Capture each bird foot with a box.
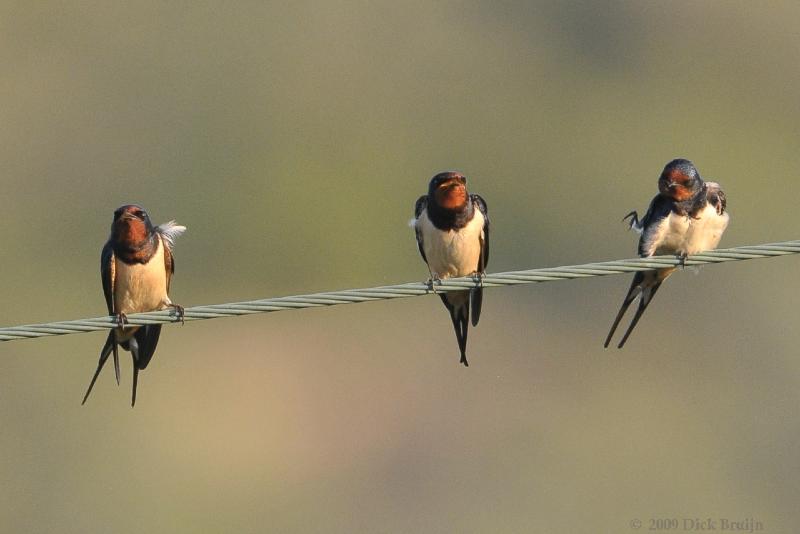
[677,253,688,268]
[115,312,128,327]
[622,210,640,230]
[167,303,185,325]
[426,274,442,294]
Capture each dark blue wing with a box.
[470,194,489,326]
[637,194,672,257]
[414,195,428,264]
[100,241,115,315]
[471,194,489,272]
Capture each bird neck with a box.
[113,233,159,264]
[671,182,707,218]
[426,195,473,231]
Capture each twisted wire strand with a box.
[2,240,798,342]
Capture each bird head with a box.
[110,204,154,245]
[658,159,702,201]
[428,172,468,210]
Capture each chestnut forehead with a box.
[664,168,692,183]
[115,204,144,214]
[433,172,465,183]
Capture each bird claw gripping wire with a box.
[167,304,185,325]
[470,271,485,287]
[426,273,442,294]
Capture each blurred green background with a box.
[2,1,799,532]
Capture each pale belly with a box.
[654,204,730,256]
[418,209,485,278]
[114,237,170,316]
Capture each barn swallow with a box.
[413,172,490,366]
[604,158,729,348]
[82,204,186,406]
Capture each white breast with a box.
[417,208,485,278]
[114,235,171,315]
[652,204,729,256]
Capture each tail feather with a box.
[604,268,673,349]
[616,281,664,348]
[82,325,162,406]
[82,331,115,405]
[133,324,162,370]
[604,273,643,348]
[441,292,470,366]
[470,287,483,327]
[129,337,141,407]
[132,366,139,407]
[113,338,120,385]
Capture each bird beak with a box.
[438,178,461,190]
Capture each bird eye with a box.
[135,210,145,219]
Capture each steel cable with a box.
[2,240,798,342]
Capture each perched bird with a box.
[83,204,186,406]
[413,172,490,366]
[604,159,729,348]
